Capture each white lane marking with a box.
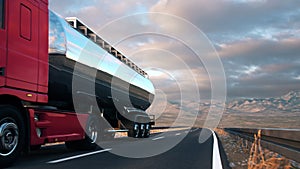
[152,136,165,141]
[47,148,112,164]
[175,133,181,136]
[209,129,223,169]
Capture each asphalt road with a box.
[9,128,230,169]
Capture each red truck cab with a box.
[0,1,91,167]
[0,0,48,103]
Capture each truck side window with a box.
[0,0,4,29]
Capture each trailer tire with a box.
[0,105,25,167]
[128,123,140,138]
[144,123,151,138]
[138,123,151,138]
[139,123,146,138]
[66,114,100,150]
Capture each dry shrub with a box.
[248,130,292,169]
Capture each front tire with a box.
[0,105,25,167]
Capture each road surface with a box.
[9,128,230,169]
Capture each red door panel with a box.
[0,0,6,87]
[6,0,39,92]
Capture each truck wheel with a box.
[66,114,100,150]
[139,124,146,138]
[128,123,140,138]
[144,123,151,138]
[0,105,25,167]
[139,123,151,138]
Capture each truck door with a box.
[0,0,6,87]
[6,0,39,92]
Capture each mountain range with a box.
[227,91,300,113]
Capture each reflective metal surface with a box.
[49,11,66,54]
[49,11,154,95]
[0,122,19,156]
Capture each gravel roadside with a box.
[215,129,300,169]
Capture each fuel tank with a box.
[48,11,154,111]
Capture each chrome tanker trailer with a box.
[48,11,155,138]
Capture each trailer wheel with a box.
[66,114,100,150]
[144,123,151,138]
[139,123,151,138]
[139,124,146,138]
[128,123,140,138]
[0,105,25,167]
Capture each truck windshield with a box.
[0,0,4,29]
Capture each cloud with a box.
[150,0,300,42]
[49,0,300,100]
[50,0,158,30]
[219,38,300,60]
[219,37,300,97]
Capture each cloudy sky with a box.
[50,0,300,101]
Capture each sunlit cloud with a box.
[50,0,300,99]
[243,65,260,75]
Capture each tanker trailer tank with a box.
[48,11,155,112]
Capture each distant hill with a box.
[151,91,300,128]
[227,91,300,113]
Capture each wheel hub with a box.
[0,123,19,156]
[87,121,98,143]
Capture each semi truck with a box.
[0,0,155,166]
